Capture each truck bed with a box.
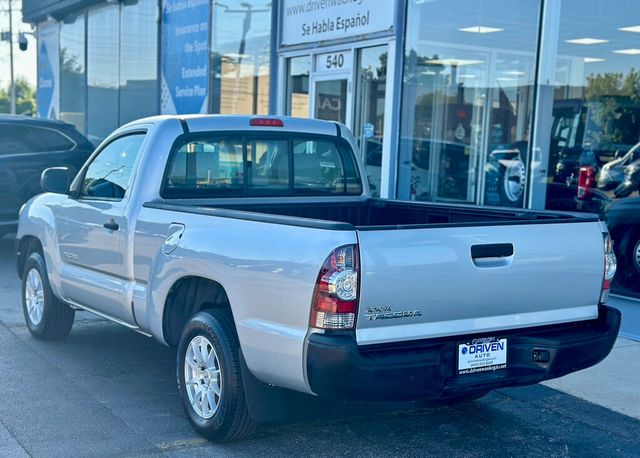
[151,198,597,230]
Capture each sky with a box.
[0,0,37,90]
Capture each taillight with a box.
[577,166,595,200]
[249,118,284,127]
[601,233,617,303]
[310,245,359,330]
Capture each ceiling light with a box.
[420,70,436,76]
[459,74,476,79]
[584,57,605,63]
[613,48,640,55]
[426,58,484,67]
[503,70,525,76]
[565,38,609,45]
[496,77,516,82]
[459,26,503,34]
[619,25,640,33]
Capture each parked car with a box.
[0,115,93,237]
[16,115,620,442]
[597,142,640,190]
[613,157,640,198]
[603,197,640,295]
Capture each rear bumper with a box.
[306,305,621,401]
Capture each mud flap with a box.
[239,351,292,422]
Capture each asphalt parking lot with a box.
[1,237,639,458]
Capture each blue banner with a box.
[161,0,210,114]
[37,22,59,119]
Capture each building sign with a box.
[161,0,210,114]
[314,50,352,74]
[37,22,59,119]
[281,0,395,46]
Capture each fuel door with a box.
[162,223,186,255]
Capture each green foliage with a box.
[0,78,36,116]
[584,70,640,147]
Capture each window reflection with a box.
[120,0,158,125]
[399,0,540,207]
[286,56,310,117]
[530,0,640,297]
[60,13,85,133]
[87,4,119,144]
[210,1,271,115]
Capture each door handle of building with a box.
[103,219,119,231]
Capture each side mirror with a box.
[41,167,70,194]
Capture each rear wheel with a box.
[615,226,640,293]
[22,251,75,340]
[177,309,256,442]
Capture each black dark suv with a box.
[0,115,94,237]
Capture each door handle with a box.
[471,243,514,268]
[103,219,119,231]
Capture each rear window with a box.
[162,134,362,197]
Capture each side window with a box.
[0,125,30,155]
[80,134,145,200]
[0,125,75,154]
[28,126,76,152]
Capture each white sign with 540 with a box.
[281,0,396,46]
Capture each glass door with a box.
[312,78,349,123]
[354,45,388,197]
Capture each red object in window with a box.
[577,166,595,200]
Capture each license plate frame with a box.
[457,337,508,375]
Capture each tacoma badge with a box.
[364,306,422,321]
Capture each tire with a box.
[22,251,75,340]
[614,227,640,294]
[499,161,526,207]
[177,309,256,442]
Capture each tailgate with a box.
[356,222,604,345]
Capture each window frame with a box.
[160,131,363,199]
[72,130,147,202]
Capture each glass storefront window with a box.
[210,1,271,115]
[285,56,310,117]
[87,3,119,144]
[59,13,85,134]
[530,0,640,296]
[119,0,158,125]
[354,46,388,197]
[399,0,541,207]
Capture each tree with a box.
[0,78,36,116]
[584,70,640,147]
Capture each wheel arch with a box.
[161,275,233,348]
[16,235,43,277]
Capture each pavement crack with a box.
[0,415,33,458]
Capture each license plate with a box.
[457,337,507,374]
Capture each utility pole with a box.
[8,0,15,114]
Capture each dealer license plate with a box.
[457,337,507,374]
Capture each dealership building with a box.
[21,0,640,309]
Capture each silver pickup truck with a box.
[16,115,620,442]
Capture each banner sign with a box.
[161,0,210,114]
[37,22,59,119]
[281,0,395,46]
